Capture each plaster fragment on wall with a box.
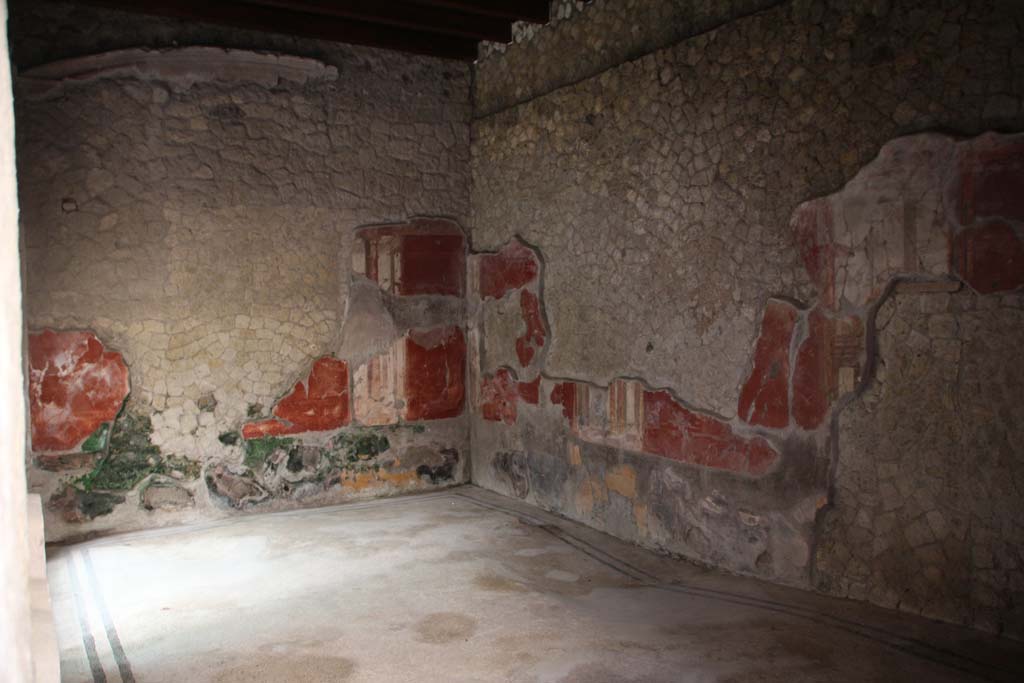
[28,329,130,453]
[242,357,350,438]
[357,218,466,297]
[737,299,798,429]
[404,326,466,421]
[478,240,539,300]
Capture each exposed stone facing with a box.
[28,329,129,453]
[472,1,1024,419]
[815,291,1024,639]
[475,0,784,116]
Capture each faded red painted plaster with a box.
[404,326,466,421]
[958,137,1024,226]
[518,376,541,405]
[399,233,465,296]
[358,219,465,296]
[738,300,798,428]
[792,199,838,309]
[479,241,539,300]
[953,221,1024,294]
[792,310,834,430]
[480,370,540,424]
[642,390,777,476]
[481,369,518,424]
[242,357,350,438]
[515,290,545,367]
[28,329,130,453]
[550,381,577,424]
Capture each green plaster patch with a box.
[332,431,390,463]
[70,407,200,493]
[77,490,125,519]
[81,423,110,453]
[243,436,295,469]
[73,451,157,492]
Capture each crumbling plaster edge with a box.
[17,46,339,99]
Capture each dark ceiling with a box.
[73,0,552,61]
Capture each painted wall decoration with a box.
[469,132,1024,635]
[29,329,130,454]
[30,219,471,534]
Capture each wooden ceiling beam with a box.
[238,0,512,43]
[75,0,481,60]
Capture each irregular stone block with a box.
[28,329,130,453]
[206,465,269,508]
[404,326,466,421]
[242,357,350,438]
[953,221,1024,294]
[141,481,194,511]
[738,299,798,428]
[478,240,539,300]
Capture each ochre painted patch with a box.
[605,464,637,499]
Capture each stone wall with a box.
[475,0,783,116]
[470,0,1024,636]
[12,1,473,541]
[816,288,1024,638]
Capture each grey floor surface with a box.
[47,485,1024,682]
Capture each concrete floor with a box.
[48,486,1024,682]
